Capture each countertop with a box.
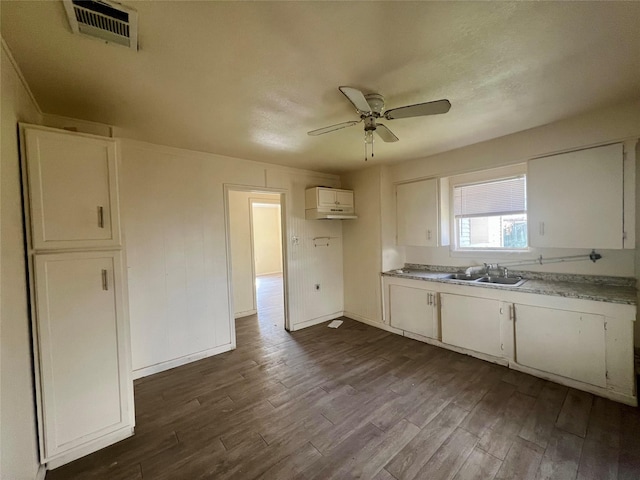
[382,268,637,305]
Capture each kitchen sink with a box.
[475,276,527,287]
[442,273,485,281]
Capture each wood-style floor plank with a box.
[535,428,583,480]
[556,389,594,438]
[495,438,544,480]
[45,274,640,480]
[453,447,502,480]
[519,382,569,449]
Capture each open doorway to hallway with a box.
[227,189,287,339]
[251,199,284,330]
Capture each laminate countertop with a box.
[382,268,637,306]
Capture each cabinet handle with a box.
[98,206,105,229]
[101,269,108,291]
[539,221,545,236]
[427,229,432,240]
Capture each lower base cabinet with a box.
[440,293,503,358]
[514,304,607,387]
[389,284,438,338]
[382,274,636,405]
[34,251,134,465]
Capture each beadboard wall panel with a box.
[121,141,343,375]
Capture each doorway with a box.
[251,199,284,329]
[226,187,288,340]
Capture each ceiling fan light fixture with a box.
[364,129,374,145]
[364,129,374,160]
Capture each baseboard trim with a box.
[343,311,402,335]
[36,464,47,480]
[510,362,638,407]
[234,309,257,319]
[132,343,234,379]
[290,311,343,331]
[46,427,133,470]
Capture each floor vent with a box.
[63,0,138,51]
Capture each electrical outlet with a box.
[315,284,320,291]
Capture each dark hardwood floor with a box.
[47,275,640,479]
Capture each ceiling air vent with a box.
[63,0,138,51]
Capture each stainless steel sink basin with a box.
[475,276,526,287]
[442,273,485,281]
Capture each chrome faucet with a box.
[493,264,508,278]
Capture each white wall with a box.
[229,191,280,317]
[121,140,344,377]
[266,170,344,328]
[1,42,43,480]
[343,101,640,338]
[252,202,282,276]
[341,166,383,325]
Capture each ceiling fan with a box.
[308,86,451,160]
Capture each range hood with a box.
[305,187,358,220]
[305,210,358,220]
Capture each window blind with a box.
[454,176,526,218]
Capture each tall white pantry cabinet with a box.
[20,124,135,469]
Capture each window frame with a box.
[449,164,529,253]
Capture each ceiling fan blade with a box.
[307,120,360,136]
[384,99,451,120]
[375,123,399,143]
[338,86,372,114]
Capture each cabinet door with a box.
[34,251,132,460]
[25,127,121,249]
[335,190,354,208]
[389,284,436,338]
[528,143,623,249]
[396,179,438,247]
[317,188,336,207]
[440,293,502,357]
[514,304,606,387]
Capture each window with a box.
[453,175,527,250]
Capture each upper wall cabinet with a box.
[23,125,121,250]
[528,143,624,249]
[396,178,441,247]
[305,187,356,219]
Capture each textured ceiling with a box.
[2,1,639,173]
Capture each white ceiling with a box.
[2,1,639,174]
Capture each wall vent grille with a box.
[63,0,138,51]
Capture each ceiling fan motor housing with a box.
[364,93,385,116]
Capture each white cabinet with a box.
[389,284,438,339]
[20,124,134,468]
[440,293,503,358]
[305,187,356,219]
[316,187,353,208]
[528,143,624,249]
[24,126,121,250]
[514,304,606,387]
[396,178,439,247]
[34,251,134,461]
[307,187,354,209]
